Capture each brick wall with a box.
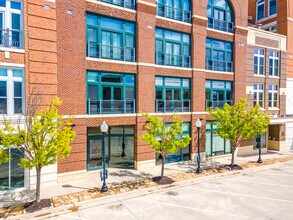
[56,0,248,173]
[25,0,58,107]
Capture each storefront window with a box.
[156,122,190,165]
[87,126,134,170]
[206,121,231,157]
[0,148,24,191]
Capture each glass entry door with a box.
[87,136,103,170]
[102,86,122,113]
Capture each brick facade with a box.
[55,0,248,174]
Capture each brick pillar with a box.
[135,0,157,169]
[234,27,248,102]
[25,0,58,107]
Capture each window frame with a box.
[155,28,191,68]
[268,84,278,108]
[207,0,234,33]
[0,0,23,48]
[254,48,265,76]
[86,71,136,114]
[156,0,191,23]
[206,38,233,72]
[0,67,24,115]
[253,83,264,108]
[256,0,265,21]
[86,13,136,62]
[268,0,277,17]
[269,50,279,77]
[205,80,233,109]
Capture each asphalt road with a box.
[13,161,293,220]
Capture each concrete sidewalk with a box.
[1,150,292,208]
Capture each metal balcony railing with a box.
[155,99,191,113]
[156,51,191,68]
[99,0,135,9]
[157,3,191,23]
[87,42,136,62]
[206,59,233,72]
[0,29,22,48]
[206,100,233,109]
[207,17,234,33]
[88,99,136,114]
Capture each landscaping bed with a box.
[1,156,293,218]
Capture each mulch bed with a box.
[2,156,293,217]
[24,199,52,213]
[152,176,175,185]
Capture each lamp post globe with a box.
[196,118,202,173]
[100,121,108,193]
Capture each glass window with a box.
[206,121,231,157]
[86,14,135,62]
[206,38,233,72]
[268,84,278,108]
[157,0,191,23]
[207,0,234,33]
[155,77,190,112]
[253,84,264,108]
[0,0,23,48]
[87,72,136,114]
[0,68,23,115]
[205,80,233,109]
[269,0,277,16]
[254,48,265,75]
[269,51,279,77]
[0,148,24,191]
[155,28,191,68]
[100,0,135,10]
[257,0,265,20]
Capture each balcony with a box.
[0,29,22,49]
[157,3,191,23]
[206,100,233,109]
[156,52,191,68]
[87,42,136,62]
[206,59,233,72]
[207,17,234,33]
[98,0,135,9]
[88,99,136,114]
[155,99,191,113]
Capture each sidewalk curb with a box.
[9,159,293,220]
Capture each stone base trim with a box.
[135,159,156,170]
[268,140,287,151]
[57,170,87,184]
[191,153,206,162]
[237,145,268,157]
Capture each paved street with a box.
[11,160,293,220]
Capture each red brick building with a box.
[1,0,289,190]
[54,0,249,182]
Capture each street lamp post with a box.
[196,118,202,173]
[100,121,109,193]
[256,134,263,163]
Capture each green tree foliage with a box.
[208,98,270,168]
[0,98,76,202]
[140,114,191,177]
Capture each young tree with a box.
[208,98,270,168]
[0,98,76,202]
[140,114,191,178]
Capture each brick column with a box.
[135,0,157,169]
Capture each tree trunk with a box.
[231,145,236,169]
[161,156,165,178]
[36,167,42,203]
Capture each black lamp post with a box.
[100,121,109,193]
[256,134,263,163]
[196,118,202,173]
